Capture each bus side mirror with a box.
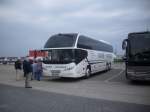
[122,56,127,61]
[122,39,127,50]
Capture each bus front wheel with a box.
[85,67,91,79]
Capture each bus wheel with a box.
[108,63,111,70]
[106,63,109,71]
[85,68,91,79]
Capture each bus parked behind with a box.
[122,31,150,81]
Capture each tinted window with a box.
[96,41,113,52]
[44,34,77,48]
[42,49,87,64]
[77,35,113,52]
[77,36,92,49]
[43,49,74,64]
[129,33,150,55]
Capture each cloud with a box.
[0,0,150,56]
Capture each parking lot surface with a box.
[1,84,150,112]
[0,63,150,106]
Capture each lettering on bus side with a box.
[106,54,112,59]
[98,53,104,59]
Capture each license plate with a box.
[51,70,60,76]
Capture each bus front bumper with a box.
[43,70,84,78]
[127,72,150,81]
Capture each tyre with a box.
[108,63,111,70]
[106,63,109,71]
[84,67,91,79]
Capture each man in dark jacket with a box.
[23,58,32,88]
[23,60,27,77]
[14,59,22,80]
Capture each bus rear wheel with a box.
[106,63,111,71]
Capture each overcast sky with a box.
[0,0,150,57]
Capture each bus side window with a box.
[75,50,87,64]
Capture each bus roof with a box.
[128,31,150,36]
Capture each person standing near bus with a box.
[32,60,38,80]
[23,59,27,77]
[23,58,32,88]
[37,59,42,81]
[14,59,22,81]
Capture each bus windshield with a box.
[43,49,88,64]
[43,49,74,64]
[129,33,150,61]
[44,34,77,48]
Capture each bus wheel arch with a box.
[84,65,91,79]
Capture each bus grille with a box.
[128,66,150,76]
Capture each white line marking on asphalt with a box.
[104,70,124,83]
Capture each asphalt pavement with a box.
[0,84,150,112]
[0,63,150,112]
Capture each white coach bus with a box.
[42,33,114,78]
